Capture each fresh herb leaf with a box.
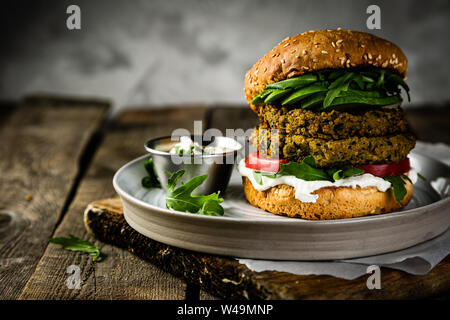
[253,171,263,185]
[199,199,225,216]
[264,89,291,103]
[326,166,364,181]
[384,175,407,202]
[278,156,329,181]
[281,82,328,106]
[49,234,101,261]
[265,74,318,90]
[252,171,278,185]
[251,89,274,105]
[401,173,412,184]
[300,92,327,109]
[165,170,224,215]
[417,173,427,181]
[142,158,161,188]
[253,68,410,110]
[328,95,401,107]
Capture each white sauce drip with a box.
[238,159,418,203]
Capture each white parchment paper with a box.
[238,141,450,280]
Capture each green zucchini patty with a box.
[251,125,416,168]
[258,105,410,140]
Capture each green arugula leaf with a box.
[251,89,274,105]
[383,175,407,202]
[142,158,161,188]
[278,156,329,181]
[327,166,364,181]
[385,73,410,102]
[265,74,318,90]
[199,199,225,216]
[165,170,224,215]
[326,95,401,108]
[251,68,410,110]
[252,171,278,185]
[300,92,327,109]
[417,172,427,181]
[49,234,101,261]
[281,82,328,106]
[264,89,291,103]
[253,171,263,185]
[323,81,350,107]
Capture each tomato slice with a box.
[245,152,288,173]
[355,158,411,178]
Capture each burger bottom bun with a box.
[242,177,413,220]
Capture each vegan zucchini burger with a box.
[239,29,418,220]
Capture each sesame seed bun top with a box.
[244,29,408,112]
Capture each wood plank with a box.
[82,198,450,299]
[0,96,109,299]
[207,106,257,134]
[19,106,208,300]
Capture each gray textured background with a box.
[1,0,449,111]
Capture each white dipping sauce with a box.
[238,159,417,203]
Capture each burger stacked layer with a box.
[239,29,417,220]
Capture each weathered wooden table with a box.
[1,95,449,300]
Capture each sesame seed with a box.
[392,53,396,58]
[283,43,290,47]
[336,39,343,45]
[377,54,382,60]
[332,42,336,48]
[368,53,372,59]
[336,49,340,52]
[264,67,267,72]
[296,55,301,59]
[302,49,307,55]
[281,59,285,64]
[271,53,276,57]
[363,54,368,60]
[282,36,290,41]
[337,27,342,30]
[302,66,310,70]
[321,50,328,54]
[291,49,296,53]
[361,44,365,48]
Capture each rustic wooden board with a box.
[0,96,109,299]
[19,106,209,300]
[83,198,450,299]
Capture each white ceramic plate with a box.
[113,152,450,260]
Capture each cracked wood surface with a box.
[19,106,209,299]
[0,96,109,299]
